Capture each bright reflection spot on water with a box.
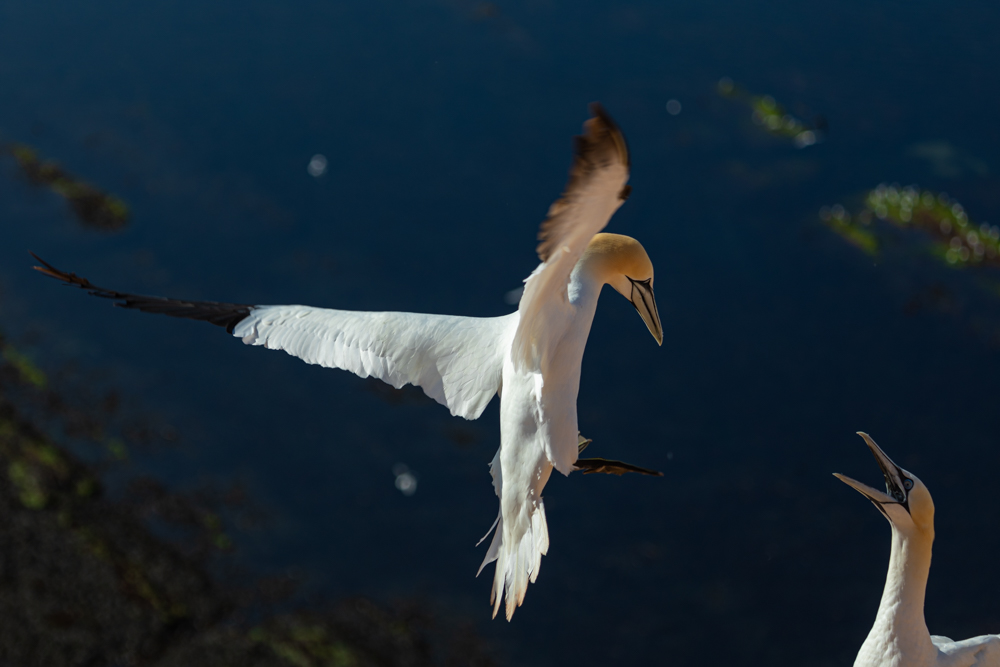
[666,99,682,115]
[307,154,328,177]
[794,130,816,148]
[393,463,418,496]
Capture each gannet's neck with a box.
[859,524,936,665]
[568,257,606,311]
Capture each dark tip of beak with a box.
[854,431,911,513]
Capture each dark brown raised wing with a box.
[31,253,253,334]
[535,102,631,263]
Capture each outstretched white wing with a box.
[234,306,512,419]
[511,103,631,371]
[30,255,511,421]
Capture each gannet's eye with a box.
[903,479,913,490]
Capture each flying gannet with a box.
[32,104,663,620]
[835,432,1000,666]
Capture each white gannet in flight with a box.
[32,103,663,620]
[835,432,1000,666]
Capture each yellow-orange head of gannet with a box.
[581,232,663,345]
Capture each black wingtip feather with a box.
[30,254,256,334]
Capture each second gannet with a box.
[835,432,1000,666]
[33,104,664,620]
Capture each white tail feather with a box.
[477,512,502,575]
[476,513,500,549]
[481,498,549,621]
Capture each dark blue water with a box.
[2,1,1000,664]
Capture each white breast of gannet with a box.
[32,103,664,621]
[835,432,1000,666]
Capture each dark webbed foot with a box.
[574,433,663,477]
[574,457,663,477]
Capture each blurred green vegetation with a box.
[717,77,825,148]
[821,205,879,256]
[0,342,46,389]
[5,143,130,231]
[0,333,498,667]
[822,185,1000,269]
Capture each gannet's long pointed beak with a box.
[628,277,663,346]
[833,473,896,505]
[834,431,910,514]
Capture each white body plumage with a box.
[232,222,658,621]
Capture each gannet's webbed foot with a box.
[574,433,662,477]
[575,457,663,477]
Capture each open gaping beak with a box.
[834,431,910,516]
[628,277,663,346]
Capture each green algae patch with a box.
[867,185,999,267]
[822,185,1000,269]
[251,623,359,667]
[5,439,71,509]
[8,459,48,509]
[202,511,234,551]
[717,77,825,147]
[104,436,128,461]
[8,143,130,231]
[822,207,879,256]
[75,476,98,498]
[1,344,47,388]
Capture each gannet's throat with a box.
[873,521,935,656]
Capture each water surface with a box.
[2,1,999,664]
